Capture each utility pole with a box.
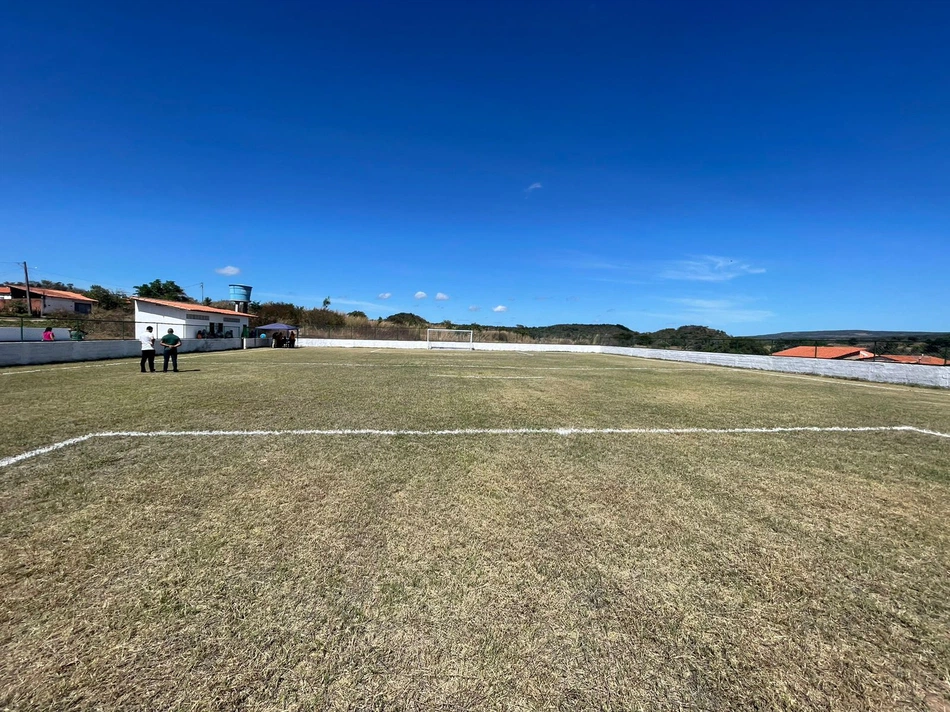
[200,282,204,302]
[22,261,33,316]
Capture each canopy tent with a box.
[256,323,298,331]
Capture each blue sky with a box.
[2,1,947,334]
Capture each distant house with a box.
[877,354,948,366]
[1,285,98,315]
[772,346,876,361]
[132,297,252,339]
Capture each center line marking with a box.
[2,425,947,468]
[432,375,546,379]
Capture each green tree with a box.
[386,312,428,327]
[133,279,194,302]
[86,284,127,311]
[322,296,332,309]
[35,279,77,291]
[302,307,345,328]
[255,302,302,325]
[348,311,368,319]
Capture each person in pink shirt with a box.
[42,327,55,341]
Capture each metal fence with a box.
[0,315,235,342]
[0,314,134,341]
[3,315,947,365]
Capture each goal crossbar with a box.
[426,328,474,350]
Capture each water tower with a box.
[229,284,253,313]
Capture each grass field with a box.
[2,347,949,711]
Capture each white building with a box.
[132,297,252,339]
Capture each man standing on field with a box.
[161,328,182,373]
[140,326,156,373]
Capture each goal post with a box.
[426,328,475,350]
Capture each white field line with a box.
[0,434,97,466]
[1,361,128,376]
[2,426,947,469]
[207,362,652,371]
[433,375,546,379]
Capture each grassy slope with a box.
[1,349,949,710]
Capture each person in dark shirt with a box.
[160,328,182,372]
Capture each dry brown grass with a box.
[1,348,949,710]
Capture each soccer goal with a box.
[426,328,475,350]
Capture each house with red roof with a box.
[132,297,253,339]
[1,284,98,315]
[772,346,876,360]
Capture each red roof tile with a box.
[132,296,254,318]
[4,285,97,302]
[772,346,876,360]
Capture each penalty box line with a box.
[2,426,948,469]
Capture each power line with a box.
[15,267,133,294]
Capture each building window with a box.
[74,303,92,314]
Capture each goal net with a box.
[426,328,474,350]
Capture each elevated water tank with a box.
[229,284,253,302]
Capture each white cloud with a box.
[468,306,481,312]
[414,291,427,299]
[525,182,542,193]
[661,256,765,282]
[378,292,392,300]
[492,305,508,313]
[215,265,240,276]
[435,292,449,301]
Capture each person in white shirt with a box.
[140,326,156,373]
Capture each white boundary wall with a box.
[297,338,950,389]
[0,338,246,367]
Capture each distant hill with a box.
[749,330,950,341]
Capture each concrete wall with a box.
[298,338,429,351]
[296,338,598,353]
[597,347,950,388]
[296,338,950,388]
[0,338,243,367]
